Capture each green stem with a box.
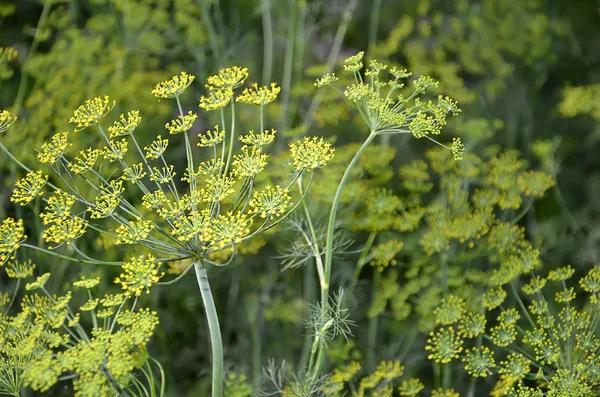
[223,100,236,175]
[20,243,122,266]
[194,261,223,397]
[13,0,52,113]
[260,0,273,85]
[366,270,381,370]
[351,231,377,288]
[278,0,298,134]
[312,130,377,377]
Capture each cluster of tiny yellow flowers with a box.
[108,109,141,138]
[249,185,292,218]
[289,137,335,172]
[36,131,71,164]
[0,109,17,132]
[165,111,198,134]
[69,96,115,131]
[0,218,26,265]
[152,71,195,98]
[114,255,164,296]
[11,170,48,205]
[236,82,281,106]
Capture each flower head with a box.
[145,135,169,159]
[236,82,280,106]
[0,109,17,133]
[37,132,71,164]
[165,111,197,134]
[108,110,141,138]
[68,148,101,174]
[114,255,164,296]
[39,190,76,225]
[5,259,36,279]
[152,72,195,98]
[11,170,48,206]
[208,212,252,250]
[198,125,225,147]
[0,218,26,265]
[425,327,464,364]
[199,88,233,111]
[289,137,335,172]
[249,185,292,218]
[69,96,115,131]
[206,66,248,89]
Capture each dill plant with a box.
[0,67,334,396]
[263,51,465,394]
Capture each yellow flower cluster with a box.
[249,185,292,218]
[89,180,124,219]
[37,132,71,164]
[289,136,335,171]
[206,66,248,89]
[238,129,277,148]
[69,96,114,131]
[11,170,48,206]
[0,109,17,133]
[199,87,233,111]
[39,190,75,225]
[152,71,195,99]
[42,216,87,248]
[198,125,225,147]
[236,82,280,106]
[108,110,141,138]
[165,111,198,134]
[101,138,128,162]
[0,218,26,265]
[116,217,155,244]
[114,255,164,296]
[5,259,36,279]
[144,135,169,159]
[231,146,268,178]
[207,212,252,250]
[122,163,147,184]
[67,148,100,174]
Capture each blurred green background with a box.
[1,0,599,395]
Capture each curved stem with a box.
[312,130,377,377]
[20,243,123,266]
[194,261,223,397]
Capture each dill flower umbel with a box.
[0,218,26,265]
[108,110,141,138]
[249,185,292,218]
[0,109,17,132]
[152,71,195,98]
[165,111,198,134]
[114,255,164,297]
[289,137,335,171]
[236,82,281,106]
[69,96,115,131]
[11,170,48,205]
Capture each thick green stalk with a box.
[194,261,224,397]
